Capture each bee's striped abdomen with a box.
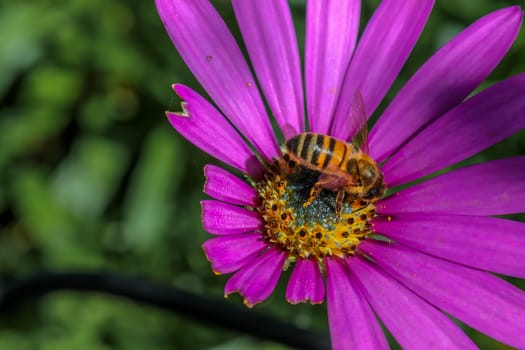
[285,133,350,170]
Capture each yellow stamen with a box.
[256,162,378,265]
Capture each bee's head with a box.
[363,188,378,199]
[357,160,377,186]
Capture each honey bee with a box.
[282,92,385,212]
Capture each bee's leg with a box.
[335,190,345,215]
[304,183,322,208]
[304,173,343,208]
[275,156,291,177]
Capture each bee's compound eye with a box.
[345,159,358,175]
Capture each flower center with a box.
[257,160,379,265]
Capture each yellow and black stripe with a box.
[285,133,351,170]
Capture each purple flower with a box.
[156,0,525,349]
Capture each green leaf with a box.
[122,125,185,250]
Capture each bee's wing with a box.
[349,90,369,154]
[318,172,360,190]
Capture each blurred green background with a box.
[0,0,524,349]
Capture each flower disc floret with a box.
[257,161,377,264]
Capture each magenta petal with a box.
[325,258,388,350]
[330,0,434,140]
[305,0,360,135]
[232,0,304,138]
[156,0,279,160]
[285,258,325,304]
[361,241,525,349]
[202,233,265,275]
[224,248,286,307]
[370,6,523,162]
[383,73,525,186]
[373,214,525,278]
[350,257,477,350]
[378,157,525,216]
[167,85,264,178]
[201,200,261,235]
[204,165,257,206]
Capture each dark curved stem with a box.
[0,272,330,350]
